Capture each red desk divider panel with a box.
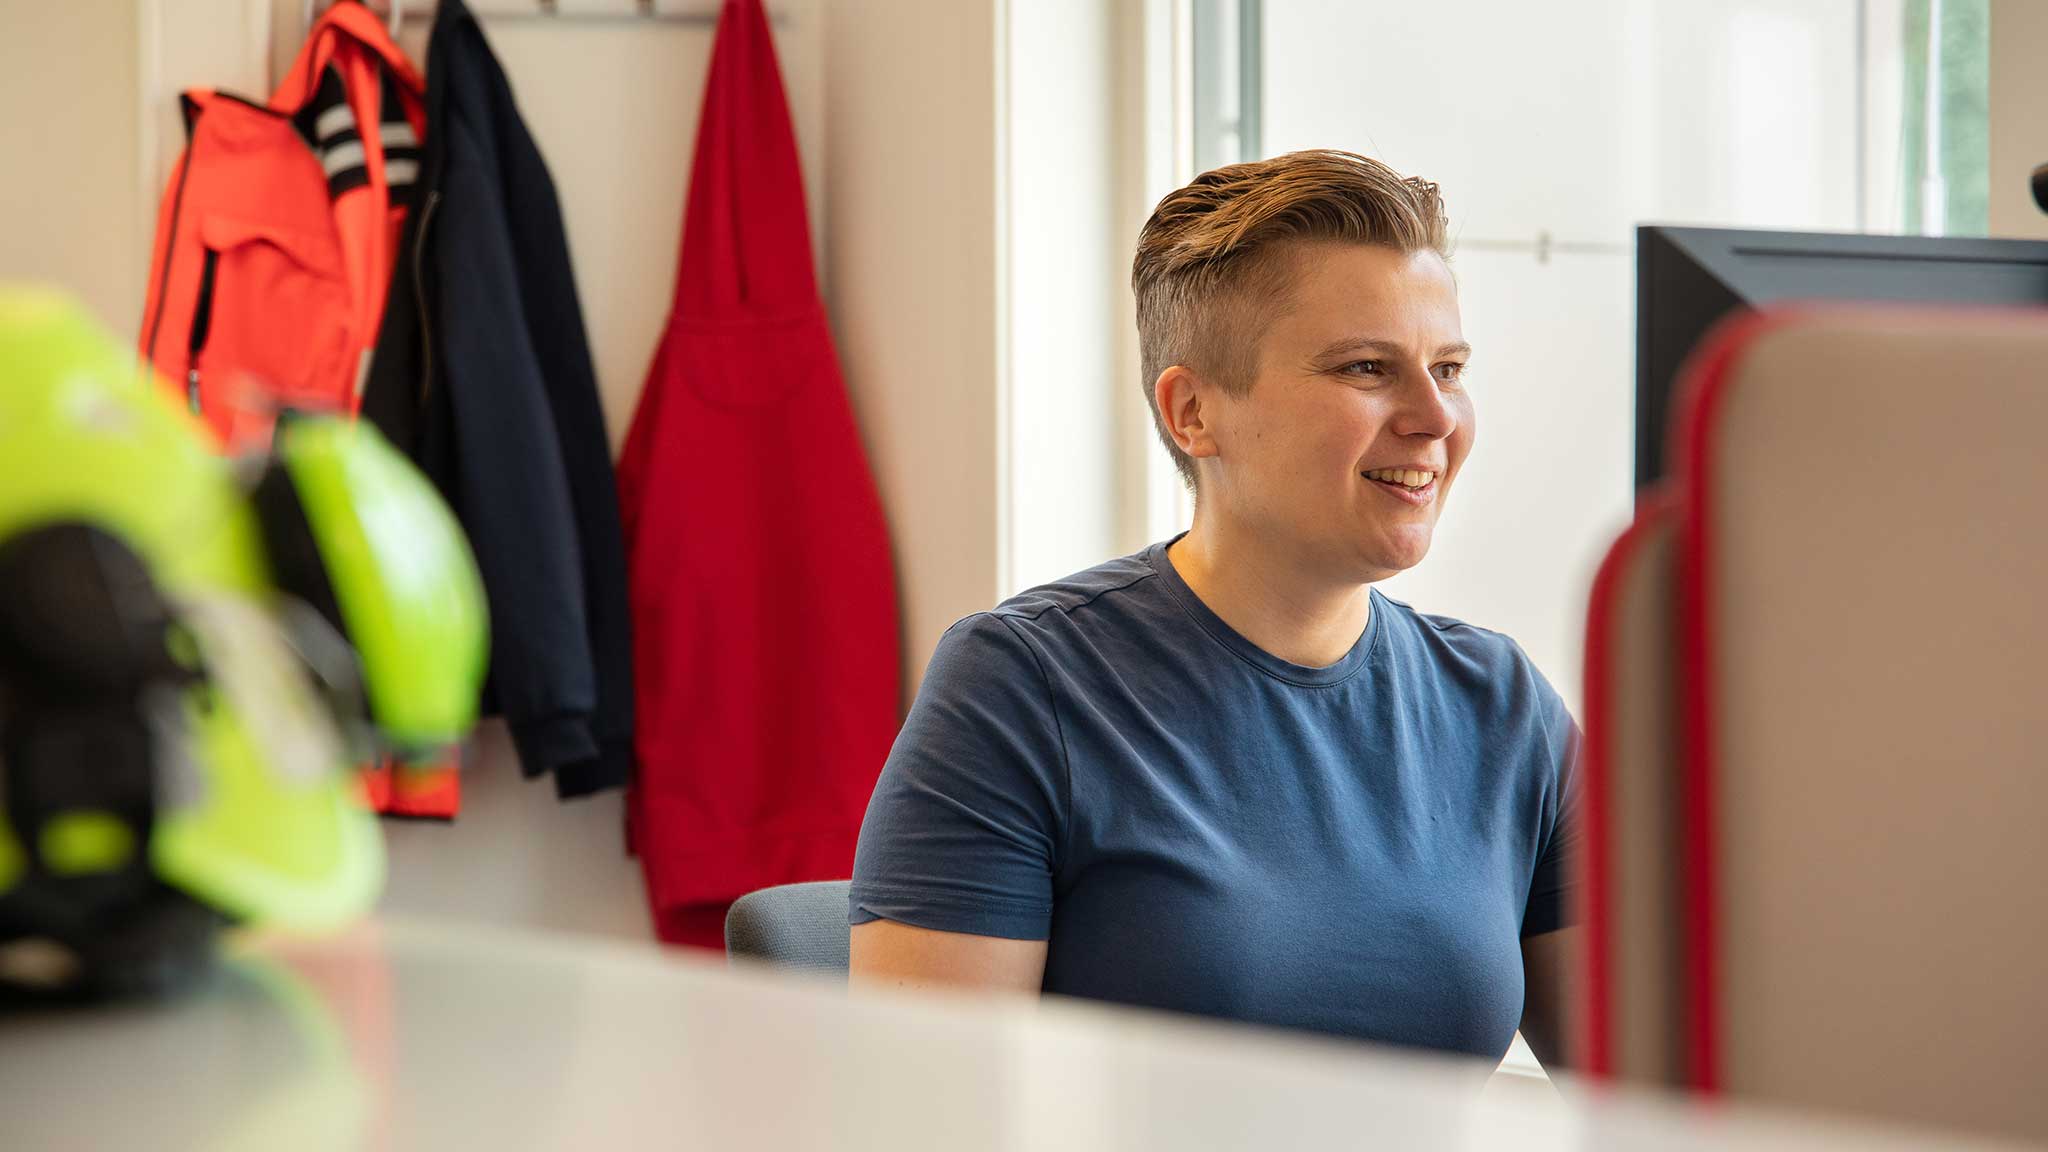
[1673,306,2048,1143]
[1580,494,1687,1085]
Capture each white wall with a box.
[1262,0,1865,712]
[382,722,649,937]
[823,0,1004,694]
[2,0,272,337]
[0,4,144,334]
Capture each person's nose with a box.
[1390,369,1458,442]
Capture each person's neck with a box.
[1166,516,1374,670]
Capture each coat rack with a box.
[309,1,756,27]
[307,0,404,35]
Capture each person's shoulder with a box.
[983,549,1164,634]
[1373,592,1554,695]
[925,550,1164,698]
[931,549,1163,654]
[1374,595,1574,785]
[1375,591,1519,654]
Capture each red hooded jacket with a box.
[618,0,902,948]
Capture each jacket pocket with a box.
[193,215,357,447]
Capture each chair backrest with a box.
[724,880,852,975]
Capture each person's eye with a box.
[1433,361,1467,384]
[1340,360,1385,377]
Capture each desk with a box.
[0,919,2025,1150]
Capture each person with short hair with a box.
[849,150,1579,1067]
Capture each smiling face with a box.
[1194,241,1473,584]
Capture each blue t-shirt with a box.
[850,540,1578,1058]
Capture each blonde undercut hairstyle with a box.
[1132,149,1451,488]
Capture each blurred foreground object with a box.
[0,288,483,996]
[0,917,2026,1151]
[1581,305,2048,1144]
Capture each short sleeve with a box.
[849,613,1069,941]
[1521,685,1582,939]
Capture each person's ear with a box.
[1154,364,1221,461]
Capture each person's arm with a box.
[1518,926,1581,1069]
[847,614,1068,993]
[1517,651,1583,1071]
[851,920,1048,995]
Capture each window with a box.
[1886,0,1992,235]
[1190,0,1260,174]
[1142,0,1268,544]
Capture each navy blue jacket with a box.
[363,0,632,798]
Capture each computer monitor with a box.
[1634,225,2048,491]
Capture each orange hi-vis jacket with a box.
[141,1,424,452]
[140,4,458,820]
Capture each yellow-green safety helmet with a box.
[0,287,485,995]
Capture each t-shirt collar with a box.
[1143,534,1380,689]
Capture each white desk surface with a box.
[0,918,2030,1151]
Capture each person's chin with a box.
[1356,532,1433,580]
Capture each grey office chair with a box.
[724,880,852,975]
